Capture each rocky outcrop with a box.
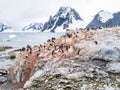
[0,46,12,51]
[0,48,20,90]
[4,27,120,90]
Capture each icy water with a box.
[0,32,65,48]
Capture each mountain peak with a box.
[59,6,71,11]
[86,10,120,29]
[0,23,11,32]
[58,6,71,14]
[22,6,85,32]
[98,10,105,13]
[56,6,82,20]
[97,10,113,23]
[42,6,84,32]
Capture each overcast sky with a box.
[0,0,120,29]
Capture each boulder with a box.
[106,62,120,73]
[95,47,120,61]
[89,45,120,61]
[0,69,8,83]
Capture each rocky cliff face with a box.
[1,27,120,90]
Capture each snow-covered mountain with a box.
[86,10,113,28]
[106,11,120,27]
[42,6,85,32]
[23,23,43,32]
[86,10,120,28]
[1,7,120,32]
[0,23,11,32]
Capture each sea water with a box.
[0,32,65,48]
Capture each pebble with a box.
[88,67,94,72]
[66,71,85,79]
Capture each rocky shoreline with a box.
[1,27,120,90]
[0,47,20,87]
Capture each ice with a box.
[8,34,16,38]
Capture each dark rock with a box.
[0,69,7,76]
[9,55,16,60]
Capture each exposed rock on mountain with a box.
[23,23,43,31]
[42,6,85,32]
[86,10,120,28]
[0,23,11,32]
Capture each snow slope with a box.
[99,10,113,23]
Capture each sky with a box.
[0,0,120,29]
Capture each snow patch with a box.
[54,19,86,32]
[68,20,86,29]
[54,25,66,32]
[2,29,15,33]
[99,10,113,23]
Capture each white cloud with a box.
[0,0,120,29]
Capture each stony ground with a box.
[1,27,120,90]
